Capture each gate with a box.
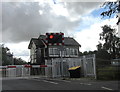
[83,54,96,78]
[45,58,70,78]
[52,59,69,78]
[45,58,83,78]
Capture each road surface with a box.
[1,77,119,91]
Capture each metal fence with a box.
[0,54,96,78]
[45,54,96,78]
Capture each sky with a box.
[1,0,119,62]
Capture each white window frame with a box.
[49,48,59,57]
[65,48,70,57]
[70,48,78,57]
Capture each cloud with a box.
[65,2,102,18]
[75,16,118,52]
[2,2,105,61]
[5,42,29,56]
[2,2,52,42]
[2,2,102,43]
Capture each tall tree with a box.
[96,42,102,51]
[0,44,13,65]
[0,44,27,65]
[99,25,120,59]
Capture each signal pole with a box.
[60,49,63,77]
[46,32,64,77]
[58,45,65,77]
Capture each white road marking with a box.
[28,78,58,84]
[62,80,71,82]
[80,83,92,85]
[47,79,71,83]
[101,87,113,90]
[80,83,84,84]
[28,78,42,81]
[86,83,92,85]
[57,80,71,83]
[43,80,58,84]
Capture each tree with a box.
[99,25,120,59]
[0,44,27,65]
[101,1,120,25]
[14,57,27,65]
[0,44,13,65]
[96,42,102,51]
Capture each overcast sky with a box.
[1,0,118,62]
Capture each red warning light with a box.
[49,35,54,39]
[46,32,64,45]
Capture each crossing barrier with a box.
[0,65,52,78]
[0,65,49,68]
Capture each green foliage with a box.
[97,66,120,80]
[99,25,120,59]
[14,58,27,65]
[96,49,110,60]
[0,44,13,65]
[101,1,120,25]
[98,1,120,67]
[79,51,97,56]
[96,25,120,67]
[101,2,118,17]
[0,44,27,65]
[96,49,111,67]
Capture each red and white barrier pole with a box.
[0,65,52,68]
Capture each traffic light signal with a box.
[49,35,54,39]
[46,33,64,45]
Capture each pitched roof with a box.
[28,35,81,49]
[39,35,46,40]
[64,37,81,46]
[28,38,44,49]
[38,35,81,46]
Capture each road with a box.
[1,77,119,91]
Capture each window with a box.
[70,48,78,56]
[49,48,59,56]
[53,48,59,56]
[49,47,78,57]
[49,48,53,55]
[74,49,78,55]
[66,48,69,56]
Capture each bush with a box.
[97,66,120,80]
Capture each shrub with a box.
[97,66,120,80]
